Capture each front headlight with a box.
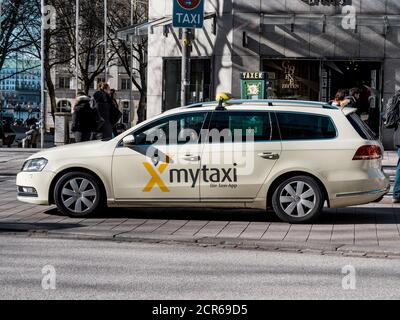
[21,158,48,172]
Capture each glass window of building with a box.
[121,79,130,91]
[58,77,71,89]
[263,59,320,101]
[162,58,212,111]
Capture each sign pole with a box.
[40,0,45,149]
[181,28,191,108]
[172,0,204,107]
[104,0,108,83]
[75,0,79,95]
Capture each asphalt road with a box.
[1,235,400,300]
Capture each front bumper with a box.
[16,171,55,205]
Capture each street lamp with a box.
[104,0,108,83]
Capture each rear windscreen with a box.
[346,113,377,140]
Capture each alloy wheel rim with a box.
[61,178,97,214]
[279,181,316,217]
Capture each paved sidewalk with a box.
[1,149,399,259]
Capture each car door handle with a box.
[182,155,201,162]
[258,152,280,160]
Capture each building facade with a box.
[0,59,41,122]
[147,0,400,150]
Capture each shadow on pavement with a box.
[42,206,399,225]
[0,222,83,233]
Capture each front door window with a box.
[112,112,209,200]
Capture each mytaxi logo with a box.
[143,155,172,193]
[143,153,239,192]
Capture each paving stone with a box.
[216,222,250,238]
[154,220,189,235]
[239,222,270,239]
[172,220,209,236]
[194,221,230,237]
[284,224,312,242]
[126,219,169,234]
[111,219,147,232]
[331,225,355,244]
[261,223,290,241]
[307,224,333,242]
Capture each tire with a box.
[54,171,104,218]
[271,176,324,223]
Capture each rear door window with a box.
[207,111,279,143]
[276,112,337,141]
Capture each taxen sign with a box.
[172,0,205,29]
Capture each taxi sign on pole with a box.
[172,0,205,29]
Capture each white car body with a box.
[17,100,390,223]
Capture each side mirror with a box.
[122,135,135,147]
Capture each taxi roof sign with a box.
[216,92,232,102]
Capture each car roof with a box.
[163,99,339,115]
[128,99,340,135]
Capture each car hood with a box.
[27,140,111,161]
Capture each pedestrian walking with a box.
[384,90,400,203]
[71,91,97,143]
[110,89,122,137]
[93,82,114,140]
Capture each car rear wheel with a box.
[272,176,324,223]
[54,172,104,218]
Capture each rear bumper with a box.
[329,179,390,208]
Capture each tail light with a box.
[353,145,382,161]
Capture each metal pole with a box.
[129,0,134,126]
[181,28,190,108]
[75,0,79,95]
[104,0,108,83]
[40,0,45,149]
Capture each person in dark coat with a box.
[385,90,400,203]
[71,91,97,143]
[93,82,113,140]
[110,89,123,137]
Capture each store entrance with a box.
[321,61,382,136]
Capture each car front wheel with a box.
[272,176,324,223]
[54,172,104,218]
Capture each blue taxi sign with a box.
[172,0,205,29]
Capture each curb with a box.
[0,149,41,153]
[2,228,400,260]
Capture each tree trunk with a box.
[44,29,56,122]
[83,80,91,96]
[45,69,57,121]
[137,92,146,124]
